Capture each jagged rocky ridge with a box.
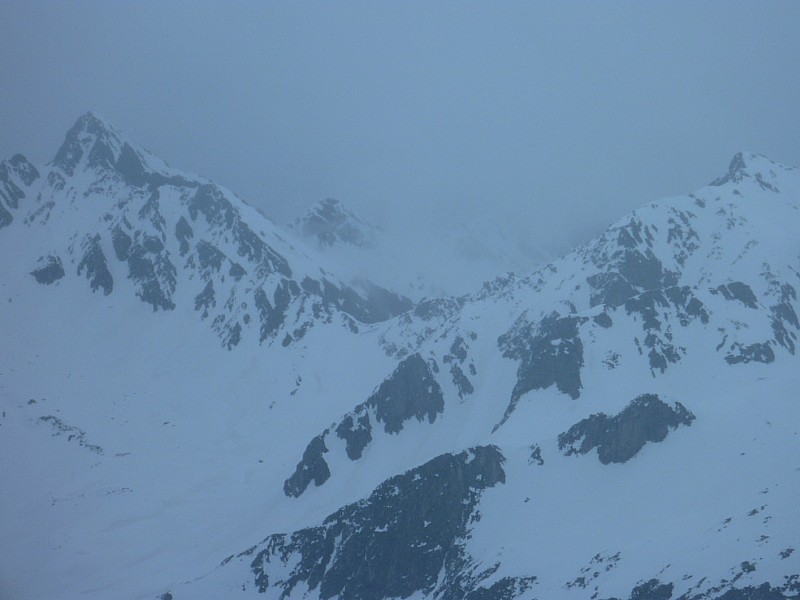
[0,113,411,349]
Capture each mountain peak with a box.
[292,197,377,248]
[51,112,125,176]
[49,113,192,188]
[74,111,116,134]
[710,151,794,190]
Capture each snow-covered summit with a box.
[710,151,796,190]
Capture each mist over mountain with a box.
[1,115,798,600]
[288,196,557,299]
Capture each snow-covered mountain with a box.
[0,115,798,600]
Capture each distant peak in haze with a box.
[291,197,377,249]
[710,152,795,189]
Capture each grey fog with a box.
[1,1,799,293]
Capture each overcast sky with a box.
[2,1,799,257]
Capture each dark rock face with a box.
[497,312,587,429]
[725,343,775,365]
[336,412,372,460]
[76,234,113,295]
[712,282,759,309]
[665,209,701,266]
[462,576,538,600]
[175,217,193,256]
[228,262,245,280]
[125,234,177,311]
[588,272,638,308]
[711,584,795,600]
[253,280,297,343]
[286,354,444,497]
[252,447,511,600]
[195,240,226,275]
[586,211,694,312]
[111,225,133,261]
[194,280,215,318]
[0,201,11,229]
[624,286,709,374]
[444,336,476,399]
[114,142,148,187]
[594,311,614,328]
[1,154,39,228]
[30,255,65,284]
[370,353,444,434]
[604,578,800,600]
[7,154,40,187]
[629,579,674,600]
[770,283,798,354]
[283,434,331,498]
[558,394,695,464]
[619,248,673,292]
[451,364,475,398]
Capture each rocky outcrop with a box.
[283,434,331,498]
[285,353,445,497]
[496,312,587,429]
[30,255,65,284]
[248,447,516,600]
[76,234,113,296]
[558,394,695,464]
